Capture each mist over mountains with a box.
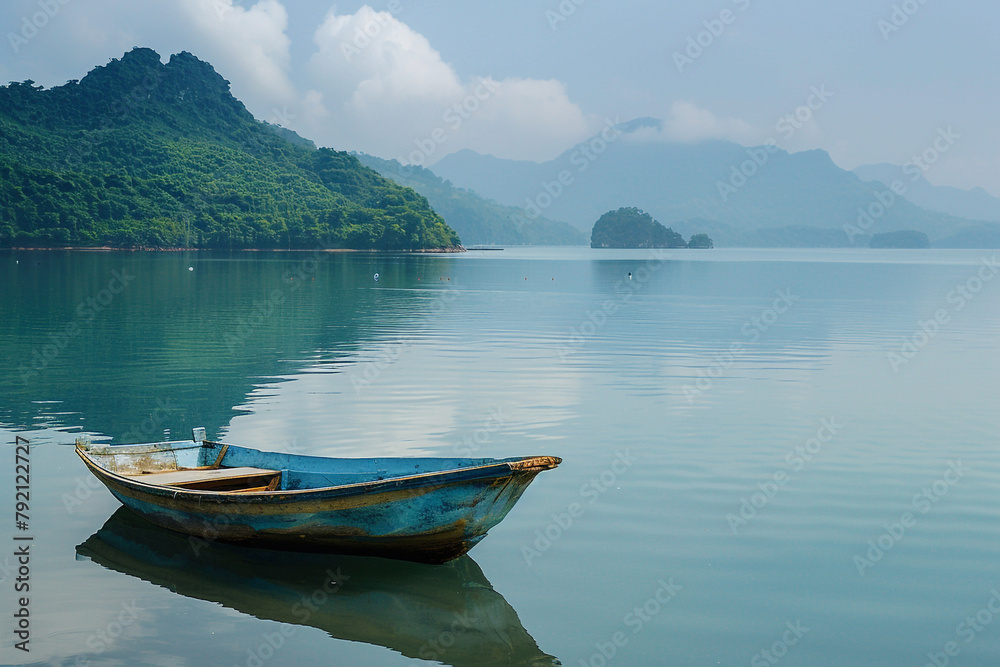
[354,153,585,246]
[6,47,998,250]
[430,119,1000,248]
[853,163,1000,223]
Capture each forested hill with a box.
[355,153,585,246]
[0,47,461,250]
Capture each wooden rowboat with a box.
[76,428,561,564]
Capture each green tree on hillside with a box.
[0,47,460,251]
[688,233,714,248]
[590,207,687,249]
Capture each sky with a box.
[2,0,998,196]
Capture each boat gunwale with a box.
[75,443,561,501]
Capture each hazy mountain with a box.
[354,153,584,246]
[433,119,999,247]
[853,163,1000,222]
[0,47,459,250]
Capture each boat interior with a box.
[77,428,555,494]
[124,466,284,493]
[121,464,397,493]
[80,438,476,494]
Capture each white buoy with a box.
[188,266,194,271]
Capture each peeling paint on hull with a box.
[76,438,561,564]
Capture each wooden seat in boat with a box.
[124,466,280,492]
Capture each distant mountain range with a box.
[8,48,997,251]
[431,118,1000,248]
[354,154,584,246]
[852,163,1000,222]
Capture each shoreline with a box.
[1,245,467,253]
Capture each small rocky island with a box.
[590,207,713,249]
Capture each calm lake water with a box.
[2,247,1000,666]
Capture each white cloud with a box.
[178,0,295,114]
[625,101,757,145]
[300,5,594,163]
[3,1,595,163]
[311,6,463,103]
[300,88,328,122]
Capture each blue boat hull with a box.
[76,437,560,563]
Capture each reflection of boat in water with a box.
[76,509,561,666]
